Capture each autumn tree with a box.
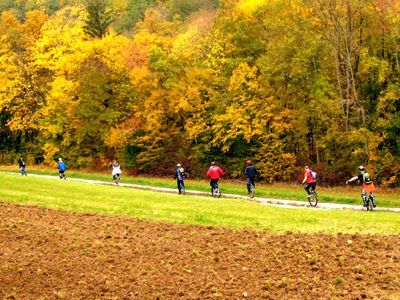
[0,10,48,159]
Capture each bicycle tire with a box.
[212,187,221,198]
[367,197,373,211]
[308,192,318,207]
[249,185,255,199]
[179,183,185,195]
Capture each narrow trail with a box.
[2,172,400,213]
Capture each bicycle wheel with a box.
[179,183,185,195]
[366,197,373,211]
[308,192,318,207]
[212,186,221,198]
[249,184,255,199]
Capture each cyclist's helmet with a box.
[358,165,365,172]
[176,163,181,167]
[246,160,252,165]
[59,158,62,162]
[211,161,216,166]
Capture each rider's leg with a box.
[311,182,316,193]
[305,183,312,196]
[250,177,255,188]
[114,174,120,184]
[361,188,367,206]
[370,192,376,207]
[246,178,251,193]
[177,179,183,194]
[210,179,218,192]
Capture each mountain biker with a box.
[244,160,257,195]
[302,166,316,197]
[112,160,122,184]
[174,163,189,194]
[206,161,224,193]
[346,165,376,208]
[18,156,27,176]
[58,158,67,179]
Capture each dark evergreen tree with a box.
[83,0,113,38]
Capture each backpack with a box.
[311,171,317,180]
[362,172,372,184]
[178,167,185,178]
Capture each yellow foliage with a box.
[211,63,281,151]
[40,76,79,137]
[237,0,267,16]
[105,118,142,150]
[31,5,88,75]
[130,67,151,85]
[112,0,128,14]
[42,143,59,166]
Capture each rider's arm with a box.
[302,174,307,185]
[346,176,359,184]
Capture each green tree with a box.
[83,0,113,38]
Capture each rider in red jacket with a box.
[206,162,224,192]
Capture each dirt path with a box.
[5,172,400,213]
[0,203,399,299]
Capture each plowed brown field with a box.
[1,202,399,299]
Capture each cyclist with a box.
[302,166,316,198]
[244,160,257,195]
[206,161,224,194]
[174,163,188,194]
[112,160,122,184]
[18,156,27,176]
[57,158,67,179]
[346,165,376,208]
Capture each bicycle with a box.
[178,180,185,195]
[248,183,255,199]
[211,181,221,198]
[363,194,376,211]
[19,167,27,176]
[113,174,121,185]
[307,190,318,207]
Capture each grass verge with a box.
[0,173,399,234]
[1,166,400,208]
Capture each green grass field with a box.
[1,173,399,235]
[1,166,400,208]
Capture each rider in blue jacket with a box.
[58,158,67,179]
[174,163,190,194]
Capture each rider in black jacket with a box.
[244,160,258,194]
